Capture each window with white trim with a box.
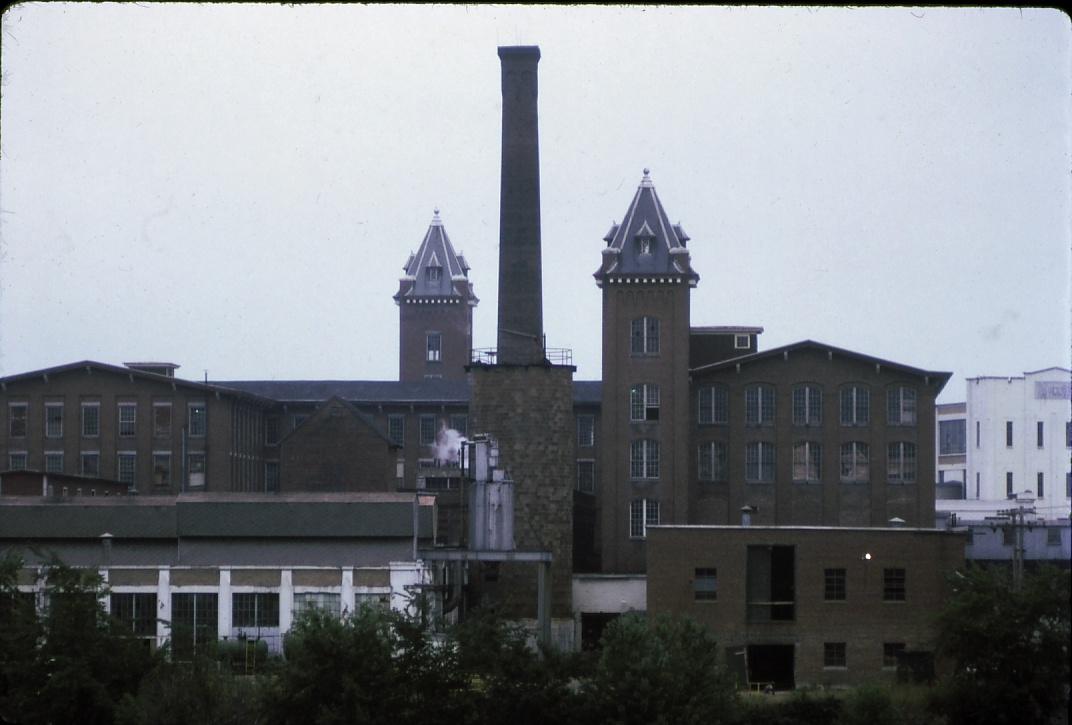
[44,452,64,473]
[117,452,137,486]
[629,439,660,479]
[840,385,869,426]
[629,498,659,539]
[426,265,441,282]
[188,403,206,437]
[45,403,64,438]
[734,334,750,349]
[887,442,916,484]
[8,452,27,471]
[698,385,728,425]
[630,317,660,355]
[840,442,869,484]
[426,333,442,362]
[118,403,137,437]
[697,441,727,482]
[745,441,775,482]
[792,384,822,426]
[792,441,821,483]
[887,386,916,425]
[81,402,100,438]
[293,592,341,618]
[577,415,595,447]
[745,384,775,426]
[630,383,660,422]
[8,403,27,438]
[232,592,279,628]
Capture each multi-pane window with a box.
[629,439,660,479]
[577,415,595,447]
[419,415,436,446]
[170,593,218,658]
[824,568,846,601]
[630,316,660,355]
[1037,472,1044,498]
[792,384,822,426]
[792,442,822,483]
[111,592,157,636]
[697,441,727,482]
[745,384,775,426]
[45,403,64,438]
[8,403,27,437]
[840,385,869,426]
[152,453,171,489]
[887,442,916,484]
[887,386,916,425]
[232,592,280,628]
[698,385,728,425]
[44,453,64,473]
[426,333,442,362]
[118,403,136,437]
[883,568,906,601]
[153,403,172,438]
[449,414,468,437]
[883,642,906,668]
[293,592,341,618]
[694,568,718,601]
[823,642,847,668]
[1037,421,1045,448]
[188,452,206,488]
[576,460,595,494]
[81,402,100,437]
[388,415,405,445]
[81,452,99,477]
[839,442,870,484]
[1005,421,1013,447]
[117,453,137,486]
[1006,471,1014,496]
[745,441,775,482]
[426,265,441,282]
[939,419,966,455]
[264,461,280,492]
[188,403,207,437]
[629,383,660,422]
[8,452,27,470]
[628,498,659,539]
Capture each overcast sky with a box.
[1,4,1068,403]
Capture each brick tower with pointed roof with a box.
[395,210,478,382]
[595,169,699,573]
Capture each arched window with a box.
[887,442,917,483]
[630,317,660,355]
[630,383,660,422]
[792,441,822,483]
[840,442,870,484]
[698,441,727,482]
[840,385,870,426]
[887,386,917,425]
[745,441,775,482]
[698,384,728,425]
[745,384,775,426]
[792,384,822,426]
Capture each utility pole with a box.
[986,491,1037,591]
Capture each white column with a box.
[341,568,354,617]
[157,568,171,649]
[279,569,293,633]
[218,569,231,640]
[98,567,110,614]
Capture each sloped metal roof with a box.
[394,209,478,303]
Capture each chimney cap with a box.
[498,45,541,60]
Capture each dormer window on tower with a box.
[426,265,442,282]
[638,236,652,256]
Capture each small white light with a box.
[864,553,872,560]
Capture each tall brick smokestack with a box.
[496,46,544,365]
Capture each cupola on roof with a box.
[395,209,478,304]
[594,169,699,286]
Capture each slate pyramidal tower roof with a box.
[594,169,699,287]
[395,209,478,305]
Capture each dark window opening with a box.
[747,545,795,622]
[746,644,795,691]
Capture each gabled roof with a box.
[395,209,478,303]
[0,360,275,405]
[280,396,398,449]
[690,339,952,389]
[594,169,698,285]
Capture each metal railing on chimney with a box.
[470,347,572,366]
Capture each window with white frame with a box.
[637,235,652,256]
[118,403,137,437]
[426,333,442,362]
[745,384,775,426]
[170,593,218,659]
[44,452,64,473]
[419,415,436,446]
[117,452,137,486]
[152,453,171,489]
[697,441,727,482]
[792,441,822,483]
[840,385,870,426]
[232,592,279,628]
[792,384,822,426]
[629,498,659,538]
[887,386,916,425]
[45,403,64,438]
[630,316,660,355]
[698,385,728,425]
[576,460,595,494]
[293,592,341,618]
[8,452,27,471]
[629,439,660,479]
[426,265,441,282]
[188,403,207,437]
[745,441,775,482]
[630,383,660,422]
[734,334,750,349]
[81,452,100,477]
[840,442,869,484]
[8,403,27,438]
[388,415,405,445]
[887,442,916,484]
[153,402,172,438]
[81,402,100,437]
[577,415,595,447]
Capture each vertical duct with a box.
[496,46,544,365]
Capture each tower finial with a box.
[640,168,653,187]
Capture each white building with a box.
[936,367,1071,523]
